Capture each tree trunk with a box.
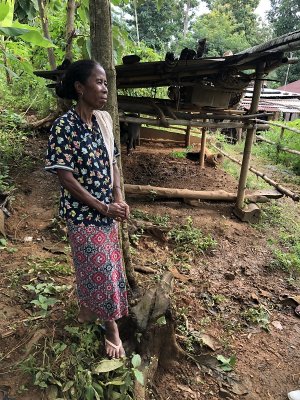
[89,0,138,290]
[0,40,12,85]
[133,0,140,45]
[37,0,56,70]
[65,0,77,61]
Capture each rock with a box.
[219,388,234,399]
[271,320,283,330]
[224,272,235,281]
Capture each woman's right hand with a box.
[105,202,127,221]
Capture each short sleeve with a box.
[45,117,75,174]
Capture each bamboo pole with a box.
[210,143,300,201]
[199,121,207,168]
[236,63,265,209]
[254,119,300,135]
[185,125,191,147]
[257,136,300,156]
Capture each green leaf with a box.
[0,0,14,25]
[93,383,104,397]
[217,354,236,372]
[0,238,7,246]
[94,359,124,373]
[85,385,94,400]
[62,380,74,392]
[156,316,167,325]
[110,391,122,400]
[107,379,125,386]
[20,30,55,48]
[0,26,29,36]
[156,0,163,11]
[0,2,9,23]
[133,369,144,386]
[131,354,141,368]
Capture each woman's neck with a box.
[75,103,94,127]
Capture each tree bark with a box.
[65,0,77,61]
[37,0,56,70]
[89,0,137,290]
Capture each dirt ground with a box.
[1,136,300,400]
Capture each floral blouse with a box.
[45,108,119,227]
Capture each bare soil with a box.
[1,137,300,400]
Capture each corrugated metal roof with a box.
[278,80,300,94]
[241,97,300,113]
[244,87,300,99]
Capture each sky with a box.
[197,0,272,21]
[255,0,271,21]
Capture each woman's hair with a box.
[55,59,103,100]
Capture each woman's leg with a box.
[78,304,98,323]
[104,320,125,358]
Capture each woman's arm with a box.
[113,163,130,218]
[57,169,126,220]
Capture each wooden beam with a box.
[124,184,284,202]
[119,115,268,130]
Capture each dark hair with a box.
[55,59,103,100]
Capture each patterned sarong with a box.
[67,221,128,321]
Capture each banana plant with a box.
[0,0,55,47]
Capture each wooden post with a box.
[185,124,191,147]
[280,126,285,139]
[235,63,265,210]
[236,128,242,144]
[199,120,207,168]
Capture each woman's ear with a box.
[74,81,84,97]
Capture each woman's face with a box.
[78,65,108,109]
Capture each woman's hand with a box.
[115,200,130,219]
[105,202,128,221]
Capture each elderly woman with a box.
[45,59,129,358]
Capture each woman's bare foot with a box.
[78,305,98,323]
[104,320,125,358]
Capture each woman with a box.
[45,59,129,358]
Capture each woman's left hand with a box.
[114,200,130,221]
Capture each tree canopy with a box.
[268,0,300,85]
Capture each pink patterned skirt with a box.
[67,221,128,321]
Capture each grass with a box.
[27,256,73,276]
[168,216,217,255]
[257,200,300,276]
[131,209,170,227]
[242,306,270,331]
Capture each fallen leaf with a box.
[271,320,283,330]
[43,243,67,254]
[260,289,273,298]
[177,384,195,395]
[229,381,249,395]
[197,333,218,351]
[250,293,259,303]
[169,266,190,282]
